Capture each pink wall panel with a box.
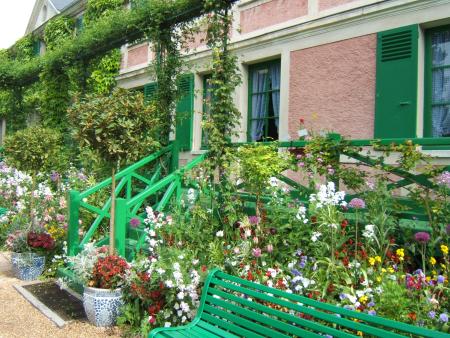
[289,34,377,140]
[319,0,358,11]
[240,0,308,34]
[127,44,149,68]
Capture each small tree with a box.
[68,88,160,254]
[4,126,67,227]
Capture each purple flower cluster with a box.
[248,216,260,225]
[129,218,141,228]
[414,232,431,244]
[348,198,366,209]
[437,171,450,189]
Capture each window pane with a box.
[432,30,450,66]
[432,105,450,137]
[432,68,450,103]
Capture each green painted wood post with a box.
[170,140,179,173]
[115,198,127,257]
[67,190,81,256]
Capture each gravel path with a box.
[0,252,122,338]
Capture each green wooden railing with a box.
[67,135,450,259]
[67,141,207,257]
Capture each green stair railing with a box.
[67,141,209,258]
[233,134,450,221]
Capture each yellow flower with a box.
[376,276,382,283]
[359,295,368,304]
[375,256,382,263]
[441,263,447,271]
[388,267,394,273]
[441,245,449,255]
[357,331,363,337]
[381,268,387,273]
[368,257,375,266]
[432,270,437,276]
[396,248,405,261]
[430,257,437,266]
[426,276,431,282]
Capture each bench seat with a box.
[149,269,450,338]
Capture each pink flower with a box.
[348,198,366,209]
[130,218,141,228]
[414,232,430,244]
[252,248,262,257]
[266,244,273,253]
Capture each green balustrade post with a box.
[170,140,179,173]
[68,190,81,256]
[115,198,127,257]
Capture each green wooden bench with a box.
[149,269,450,338]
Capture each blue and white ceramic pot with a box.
[83,286,123,327]
[11,252,45,281]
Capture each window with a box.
[248,60,281,141]
[201,75,213,149]
[425,26,450,138]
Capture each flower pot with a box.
[83,286,123,327]
[11,252,45,281]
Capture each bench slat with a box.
[195,321,240,338]
[216,271,445,338]
[206,294,324,338]
[210,277,406,338]
[201,312,265,338]
[208,285,356,338]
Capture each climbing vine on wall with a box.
[203,0,241,170]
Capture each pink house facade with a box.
[117,0,450,159]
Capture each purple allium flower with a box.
[248,216,259,225]
[414,232,431,244]
[368,310,376,316]
[439,313,449,323]
[367,301,375,307]
[348,198,366,209]
[437,171,450,189]
[129,218,141,228]
[437,275,445,284]
[299,256,308,269]
[252,248,262,258]
[428,311,436,319]
[339,293,347,300]
[50,171,61,182]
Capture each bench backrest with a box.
[195,269,450,338]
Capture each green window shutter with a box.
[33,40,41,56]
[176,74,194,151]
[144,82,158,103]
[374,24,418,138]
[75,17,84,34]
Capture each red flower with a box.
[408,312,417,321]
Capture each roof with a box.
[50,0,78,11]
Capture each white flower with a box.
[164,322,171,327]
[192,259,199,265]
[309,182,346,208]
[177,291,185,300]
[311,232,322,242]
[362,224,376,240]
[216,230,224,238]
[165,280,174,288]
[156,268,166,275]
[269,177,278,187]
